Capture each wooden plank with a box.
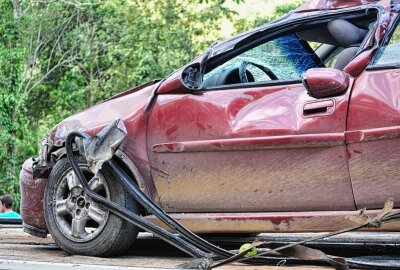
[0,228,335,269]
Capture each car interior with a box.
[202,11,378,88]
[305,18,373,70]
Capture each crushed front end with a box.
[20,136,65,237]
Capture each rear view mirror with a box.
[181,63,202,90]
[157,63,204,94]
[302,68,350,98]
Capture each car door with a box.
[147,32,355,213]
[346,15,400,209]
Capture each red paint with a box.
[346,126,400,143]
[157,71,186,95]
[157,55,208,95]
[347,68,400,210]
[344,49,376,77]
[152,133,344,153]
[21,83,162,230]
[296,0,389,11]
[305,68,350,98]
[19,2,400,233]
[147,81,354,212]
[20,159,47,229]
[102,79,160,102]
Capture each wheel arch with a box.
[113,150,148,216]
[47,146,148,216]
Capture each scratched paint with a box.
[347,68,400,210]
[147,82,355,212]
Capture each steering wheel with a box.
[239,61,278,83]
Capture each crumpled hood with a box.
[49,81,160,146]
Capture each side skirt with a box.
[145,210,400,233]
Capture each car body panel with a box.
[20,158,47,229]
[147,81,355,212]
[347,68,400,209]
[145,210,400,233]
[21,83,162,230]
[49,82,161,202]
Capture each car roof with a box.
[296,0,387,12]
[205,0,394,61]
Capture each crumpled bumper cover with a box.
[20,158,48,231]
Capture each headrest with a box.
[327,19,368,47]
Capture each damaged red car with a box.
[20,0,400,257]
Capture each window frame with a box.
[200,8,381,92]
[367,14,400,71]
[203,33,323,88]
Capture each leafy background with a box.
[0,0,304,211]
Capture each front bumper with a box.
[19,158,48,236]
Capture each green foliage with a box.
[0,1,31,210]
[0,0,301,212]
[233,0,305,34]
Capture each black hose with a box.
[65,131,211,258]
[108,159,233,258]
[107,147,287,265]
[66,131,311,267]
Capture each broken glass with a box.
[204,33,322,84]
[373,22,400,66]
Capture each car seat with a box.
[327,19,368,70]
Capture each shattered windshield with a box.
[204,33,323,84]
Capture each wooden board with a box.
[0,227,337,269]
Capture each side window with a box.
[373,19,400,66]
[203,33,322,88]
[324,47,345,68]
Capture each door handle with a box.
[303,99,335,116]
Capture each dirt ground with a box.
[0,225,339,269]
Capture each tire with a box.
[44,156,139,257]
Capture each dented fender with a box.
[20,81,162,231]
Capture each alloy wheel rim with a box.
[54,169,110,242]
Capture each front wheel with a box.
[44,156,139,256]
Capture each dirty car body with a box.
[20,0,400,244]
